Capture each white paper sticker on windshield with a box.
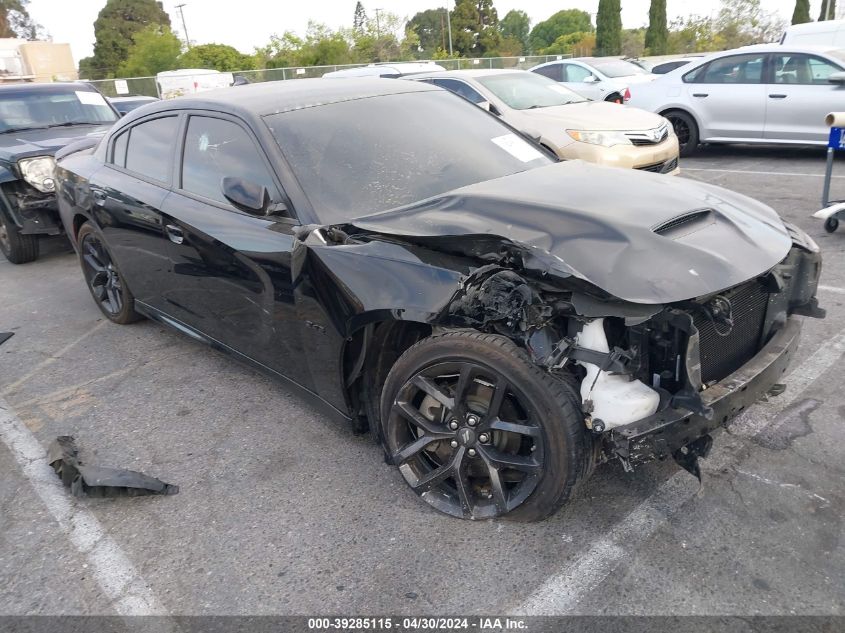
[491,134,544,163]
[76,91,108,107]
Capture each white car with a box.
[530,57,657,104]
[322,62,445,78]
[626,44,845,156]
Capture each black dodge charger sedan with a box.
[55,79,823,520]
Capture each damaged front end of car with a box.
[317,218,823,478]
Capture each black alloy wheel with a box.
[77,223,141,324]
[825,217,839,233]
[381,332,591,521]
[664,111,699,157]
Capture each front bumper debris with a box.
[606,316,802,467]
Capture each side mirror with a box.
[477,100,492,112]
[828,72,845,84]
[583,75,598,83]
[231,74,250,86]
[222,176,269,215]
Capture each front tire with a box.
[664,110,699,157]
[379,331,592,521]
[77,222,141,324]
[825,217,839,233]
[0,212,39,264]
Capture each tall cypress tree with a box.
[792,0,811,23]
[819,0,837,20]
[595,0,622,56]
[645,0,668,55]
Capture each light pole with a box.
[443,8,453,56]
[374,7,383,39]
[175,3,190,49]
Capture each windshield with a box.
[476,72,586,110]
[0,88,117,133]
[592,60,650,78]
[266,90,551,222]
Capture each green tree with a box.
[0,0,44,39]
[79,0,171,79]
[623,28,646,57]
[528,9,592,52]
[499,10,530,53]
[715,0,785,48]
[450,0,500,56]
[645,0,669,54]
[541,31,595,56]
[117,24,181,77]
[353,1,367,34]
[178,44,255,71]
[791,0,811,23]
[407,8,448,56]
[596,0,622,56]
[819,0,837,20]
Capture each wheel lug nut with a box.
[449,420,459,430]
[450,440,458,448]
[468,448,477,457]
[467,415,479,426]
[479,433,489,443]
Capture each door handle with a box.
[692,93,709,98]
[769,94,787,99]
[164,223,184,245]
[92,190,107,207]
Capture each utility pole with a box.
[175,3,191,49]
[374,8,382,38]
[443,8,453,56]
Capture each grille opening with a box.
[694,281,768,384]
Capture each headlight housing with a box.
[566,130,632,147]
[18,156,57,193]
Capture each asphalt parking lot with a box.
[1,146,844,618]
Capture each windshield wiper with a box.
[0,121,111,135]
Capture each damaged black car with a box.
[0,82,118,263]
[54,79,824,520]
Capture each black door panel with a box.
[160,192,307,387]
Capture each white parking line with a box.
[0,397,169,616]
[513,325,845,615]
[682,167,845,178]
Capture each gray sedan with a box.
[626,43,845,156]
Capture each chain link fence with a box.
[85,54,572,99]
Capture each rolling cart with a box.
[813,112,845,233]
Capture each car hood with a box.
[517,100,664,131]
[350,161,791,305]
[0,124,111,162]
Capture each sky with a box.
[27,0,829,65]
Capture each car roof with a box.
[411,69,525,80]
[108,95,158,102]
[0,81,100,93]
[728,43,845,54]
[121,78,440,119]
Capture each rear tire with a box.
[605,93,623,104]
[0,212,39,264]
[379,331,592,521]
[77,222,142,324]
[664,110,699,157]
[825,217,839,233]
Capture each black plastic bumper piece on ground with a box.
[608,317,802,466]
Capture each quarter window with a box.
[123,116,178,183]
[685,54,766,84]
[533,64,563,82]
[181,115,279,207]
[111,130,128,167]
[431,79,486,104]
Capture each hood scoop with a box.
[652,209,714,236]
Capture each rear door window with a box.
[562,64,593,82]
[123,116,179,183]
[685,54,766,84]
[431,79,486,104]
